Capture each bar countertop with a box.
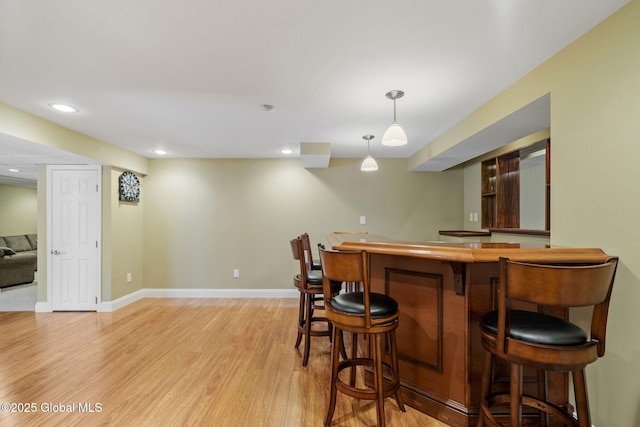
[327,231,610,263]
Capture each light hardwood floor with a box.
[0,298,450,426]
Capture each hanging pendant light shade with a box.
[360,135,378,172]
[381,90,408,146]
[361,154,378,172]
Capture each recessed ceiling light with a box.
[49,103,79,113]
[280,148,293,154]
[153,149,168,155]
[8,168,19,173]
[259,104,275,112]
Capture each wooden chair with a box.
[477,256,618,427]
[319,246,405,427]
[290,237,341,367]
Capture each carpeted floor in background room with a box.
[0,282,37,311]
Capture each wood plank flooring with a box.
[0,298,450,426]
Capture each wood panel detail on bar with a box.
[327,232,610,427]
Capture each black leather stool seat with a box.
[480,310,587,346]
[295,270,323,287]
[330,292,398,318]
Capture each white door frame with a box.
[45,165,102,311]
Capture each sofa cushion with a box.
[3,235,32,252]
[0,237,6,247]
[0,246,17,256]
[26,234,37,250]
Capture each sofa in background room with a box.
[0,234,37,289]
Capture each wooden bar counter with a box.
[327,232,610,427]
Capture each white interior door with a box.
[48,166,101,311]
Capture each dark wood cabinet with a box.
[496,151,520,228]
[481,139,549,232]
[481,160,496,229]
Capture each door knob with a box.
[51,250,66,255]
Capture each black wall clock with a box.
[119,171,140,202]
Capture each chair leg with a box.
[328,320,333,343]
[338,331,348,360]
[537,369,548,427]
[373,333,387,427]
[349,332,358,387]
[476,350,493,427]
[324,327,342,427]
[389,330,405,411]
[302,291,313,366]
[295,292,304,349]
[510,363,523,427]
[572,369,592,427]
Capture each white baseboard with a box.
[98,289,143,312]
[98,288,298,312]
[36,288,298,313]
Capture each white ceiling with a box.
[0,0,629,184]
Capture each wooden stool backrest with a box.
[290,237,310,289]
[299,233,315,271]
[319,246,373,328]
[498,256,618,357]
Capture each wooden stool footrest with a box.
[335,357,401,400]
[297,316,333,337]
[482,392,579,427]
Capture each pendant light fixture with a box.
[360,135,378,172]
[381,90,408,146]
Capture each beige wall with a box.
[0,184,37,236]
[452,2,640,425]
[551,7,640,425]
[108,168,145,300]
[142,157,463,290]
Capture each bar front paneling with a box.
[328,232,610,426]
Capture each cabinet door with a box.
[496,152,520,228]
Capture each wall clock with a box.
[119,171,140,202]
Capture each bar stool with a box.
[290,237,341,367]
[319,246,405,427]
[477,257,618,427]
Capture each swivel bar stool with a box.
[290,236,341,367]
[319,246,405,427]
[477,257,618,427]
